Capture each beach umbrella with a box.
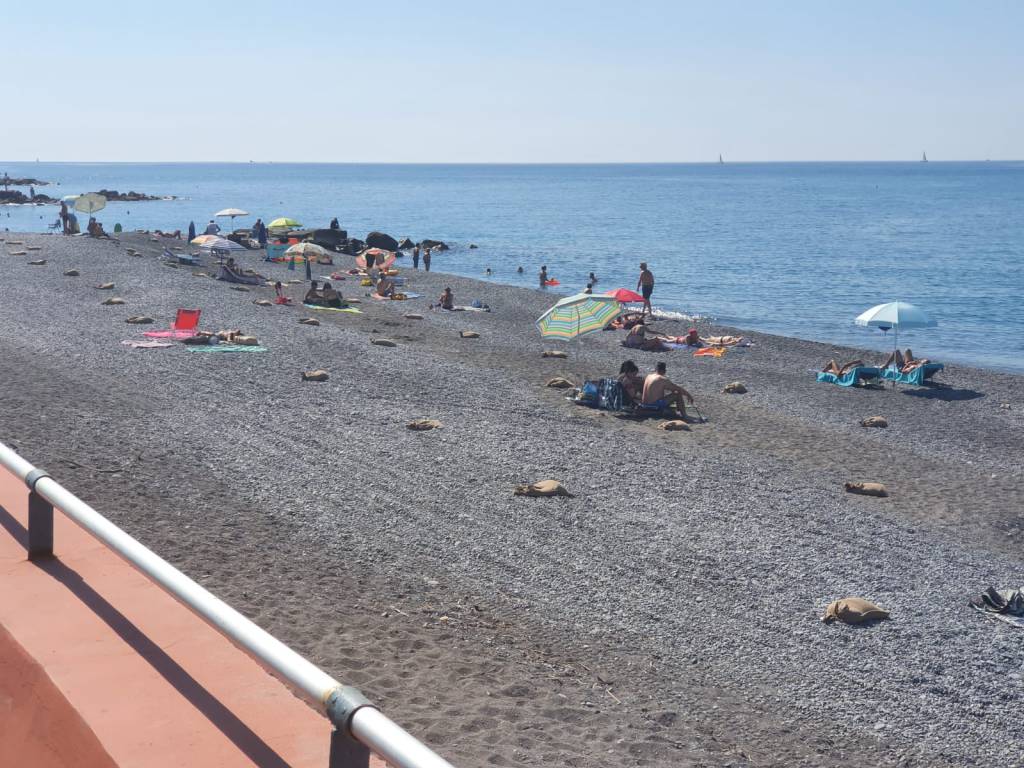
[191,234,221,246]
[604,288,645,303]
[196,237,245,251]
[356,248,396,271]
[284,242,328,261]
[74,192,107,215]
[536,293,623,341]
[854,301,937,354]
[268,217,302,229]
[215,208,249,228]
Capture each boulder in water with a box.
[419,239,449,251]
[365,231,399,251]
[397,237,415,250]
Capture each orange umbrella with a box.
[355,248,396,270]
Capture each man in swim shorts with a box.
[642,361,693,418]
[637,262,654,316]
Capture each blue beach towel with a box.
[881,363,944,385]
[816,366,883,387]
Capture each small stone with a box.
[63,269,80,276]
[545,377,575,389]
[230,286,250,292]
[28,259,47,265]
[301,370,329,382]
[659,420,690,431]
[96,282,115,290]
[253,299,273,306]
[542,350,568,359]
[407,419,442,431]
[723,381,747,394]
[299,318,320,326]
[460,330,480,338]
[404,313,424,320]
[860,416,888,428]
[844,482,888,497]
[101,297,126,305]
[371,338,397,347]
[125,316,154,324]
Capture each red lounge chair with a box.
[143,309,202,339]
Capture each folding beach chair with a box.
[142,309,202,339]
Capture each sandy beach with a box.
[1,232,1023,767]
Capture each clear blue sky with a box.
[3,1,1021,162]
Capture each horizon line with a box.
[2,159,1021,166]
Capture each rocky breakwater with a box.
[95,189,176,202]
[0,190,58,205]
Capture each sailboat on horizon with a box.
[921,151,928,163]
[718,154,724,164]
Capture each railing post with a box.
[329,729,371,768]
[26,470,53,559]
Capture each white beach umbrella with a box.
[855,301,937,352]
[74,192,107,215]
[215,208,249,228]
[197,236,245,251]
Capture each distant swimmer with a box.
[517,266,524,273]
[637,261,654,317]
[485,267,492,276]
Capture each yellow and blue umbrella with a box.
[536,293,622,340]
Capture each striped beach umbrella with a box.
[536,293,622,340]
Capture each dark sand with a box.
[1,232,1022,767]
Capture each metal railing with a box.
[0,440,455,768]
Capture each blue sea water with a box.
[3,161,1022,372]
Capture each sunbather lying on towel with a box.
[882,348,931,373]
[622,325,672,352]
[822,359,865,376]
[701,334,744,347]
[618,360,644,405]
[607,312,645,331]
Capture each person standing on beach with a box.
[539,265,548,287]
[59,201,69,234]
[423,247,432,272]
[637,262,654,316]
[412,246,420,269]
[188,221,196,242]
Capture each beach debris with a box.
[861,416,889,428]
[164,261,180,268]
[63,269,80,277]
[407,419,443,431]
[659,420,690,431]
[404,313,424,320]
[542,350,568,359]
[192,271,210,278]
[546,377,575,389]
[8,251,27,256]
[28,259,47,266]
[822,597,890,624]
[125,316,155,324]
[999,403,1012,410]
[723,381,747,394]
[26,246,42,251]
[253,299,273,306]
[234,335,259,346]
[371,338,397,347]
[970,586,1024,616]
[460,330,480,339]
[844,481,888,497]
[229,286,250,292]
[96,282,115,290]
[6,240,24,245]
[301,370,330,382]
[101,297,126,306]
[299,318,320,326]
[514,480,575,498]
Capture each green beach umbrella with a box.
[74,192,107,215]
[536,293,622,340]
[268,217,302,229]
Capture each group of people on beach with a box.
[617,360,694,418]
[822,348,932,377]
[304,281,345,308]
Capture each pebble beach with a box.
[1,231,1023,767]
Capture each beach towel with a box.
[694,347,727,357]
[121,340,173,349]
[302,303,362,314]
[970,587,1024,629]
[816,366,883,387]
[187,344,268,353]
[881,363,944,386]
[371,292,421,301]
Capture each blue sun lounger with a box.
[816,366,883,387]
[881,363,944,386]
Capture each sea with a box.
[2,161,1022,373]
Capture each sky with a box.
[2,1,1022,162]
